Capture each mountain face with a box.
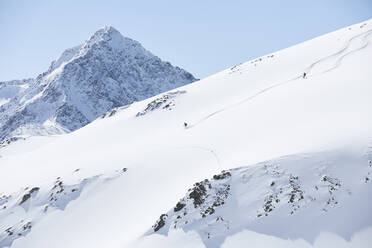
[1,20,372,248]
[0,26,196,142]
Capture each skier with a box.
[303,72,307,79]
[184,122,188,128]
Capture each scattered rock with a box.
[174,201,186,212]
[153,214,168,232]
[136,91,186,117]
[213,171,231,180]
[19,194,31,205]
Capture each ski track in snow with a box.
[185,75,301,129]
[170,146,223,171]
[305,29,372,76]
[186,146,223,171]
[186,29,372,129]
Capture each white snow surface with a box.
[1,19,372,247]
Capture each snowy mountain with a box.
[0,26,196,143]
[0,19,372,248]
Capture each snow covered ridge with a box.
[147,147,372,247]
[0,26,196,144]
[136,90,187,117]
[0,168,127,247]
[99,90,187,119]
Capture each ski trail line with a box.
[186,29,372,129]
[173,146,223,171]
[305,29,372,77]
[186,75,301,129]
[320,30,372,74]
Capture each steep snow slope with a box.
[146,148,372,247]
[0,19,372,248]
[0,26,196,144]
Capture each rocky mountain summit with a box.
[0,26,196,143]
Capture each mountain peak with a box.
[84,26,140,52]
[47,26,146,74]
[101,25,120,34]
[89,25,122,41]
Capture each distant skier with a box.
[184,122,188,128]
[303,72,307,79]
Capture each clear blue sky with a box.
[0,0,371,81]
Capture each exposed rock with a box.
[153,214,168,232]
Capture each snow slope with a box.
[0,19,372,248]
[0,26,196,144]
[146,147,372,247]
